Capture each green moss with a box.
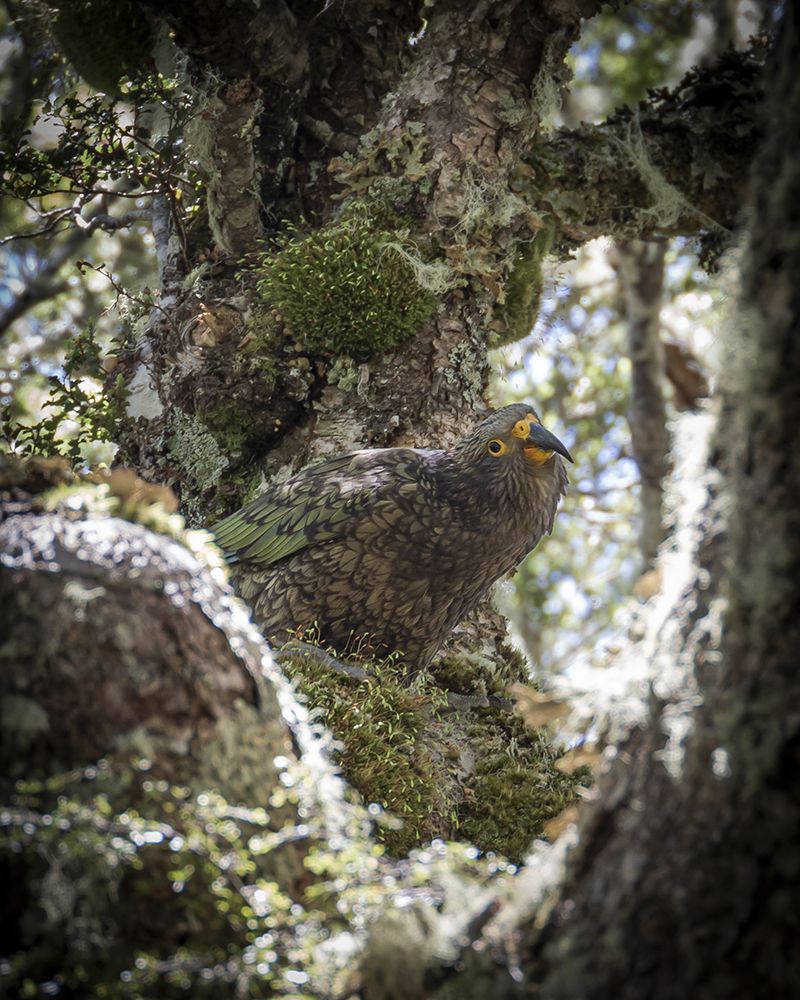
[202,402,252,460]
[253,204,437,361]
[432,643,529,698]
[282,651,448,856]
[240,308,281,376]
[456,712,582,861]
[494,223,555,346]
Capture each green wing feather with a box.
[212,449,430,567]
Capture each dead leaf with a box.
[510,683,571,729]
[543,806,579,841]
[555,745,602,774]
[633,567,662,600]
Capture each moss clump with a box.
[202,402,252,460]
[456,711,582,861]
[239,308,281,384]
[253,205,437,361]
[494,223,555,346]
[281,651,447,856]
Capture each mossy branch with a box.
[518,51,763,249]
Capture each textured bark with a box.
[119,0,602,505]
[617,238,668,568]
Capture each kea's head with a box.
[454,403,572,493]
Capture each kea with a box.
[213,403,572,669]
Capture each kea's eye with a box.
[487,439,507,456]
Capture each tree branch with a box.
[616,238,669,567]
[517,50,764,246]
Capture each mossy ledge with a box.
[281,642,583,861]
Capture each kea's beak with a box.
[526,423,573,462]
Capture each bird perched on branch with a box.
[213,403,572,669]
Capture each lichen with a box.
[167,409,229,492]
[456,167,536,241]
[0,764,307,997]
[615,117,723,232]
[443,338,489,408]
[329,120,433,197]
[327,356,362,394]
[252,204,438,361]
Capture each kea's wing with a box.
[212,448,434,566]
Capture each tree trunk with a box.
[0,460,359,993]
[110,0,606,857]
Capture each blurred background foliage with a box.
[0,0,758,679]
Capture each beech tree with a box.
[2,0,798,996]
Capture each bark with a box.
[616,238,668,568]
[118,0,603,510]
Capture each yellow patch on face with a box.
[523,445,553,464]
[512,419,530,440]
[511,413,540,440]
